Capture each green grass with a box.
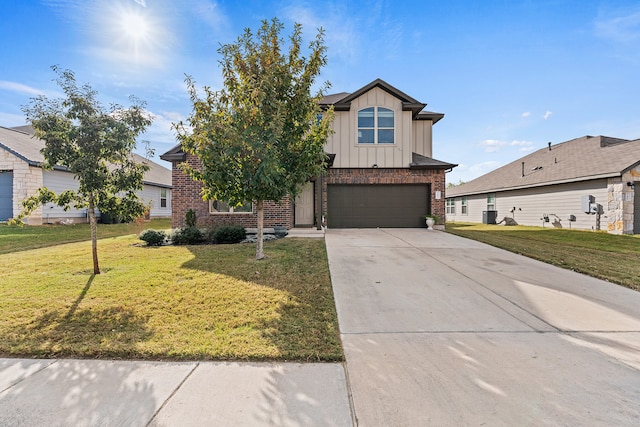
[446,222,640,291]
[0,232,343,361]
[0,219,172,254]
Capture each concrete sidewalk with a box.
[3,228,640,426]
[0,359,352,426]
[326,228,640,426]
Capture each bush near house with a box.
[212,225,247,244]
[139,229,166,246]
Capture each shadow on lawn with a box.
[2,275,153,359]
[181,239,344,362]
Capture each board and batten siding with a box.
[447,179,609,231]
[412,120,433,158]
[325,87,415,168]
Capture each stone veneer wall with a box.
[322,168,447,222]
[607,166,640,234]
[0,150,44,224]
[170,153,294,229]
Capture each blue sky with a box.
[1,0,639,183]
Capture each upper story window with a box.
[209,200,253,214]
[358,107,394,144]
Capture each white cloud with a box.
[0,111,28,126]
[479,139,508,152]
[595,9,640,43]
[143,110,184,144]
[521,112,531,118]
[510,140,535,152]
[544,111,552,120]
[0,81,47,96]
[284,4,360,65]
[480,139,536,153]
[469,161,501,175]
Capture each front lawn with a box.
[0,219,172,254]
[446,222,640,291]
[0,234,343,361]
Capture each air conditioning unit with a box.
[581,195,595,214]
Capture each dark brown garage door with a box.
[327,184,430,228]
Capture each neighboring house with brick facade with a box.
[0,125,172,224]
[446,136,640,234]
[161,79,457,229]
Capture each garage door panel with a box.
[328,184,429,228]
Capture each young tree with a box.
[174,18,334,260]
[16,66,152,274]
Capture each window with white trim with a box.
[461,197,468,215]
[487,193,495,211]
[209,200,253,214]
[160,188,167,208]
[357,107,394,144]
[446,198,455,214]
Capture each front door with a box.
[295,182,314,227]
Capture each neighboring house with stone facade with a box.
[0,125,172,224]
[446,135,640,234]
[161,78,457,230]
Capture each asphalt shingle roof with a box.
[0,125,171,187]
[448,135,640,197]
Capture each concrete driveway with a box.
[326,228,640,426]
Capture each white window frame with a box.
[487,193,496,211]
[446,198,455,215]
[357,107,395,145]
[461,197,468,215]
[160,188,167,208]
[209,200,254,214]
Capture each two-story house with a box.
[161,79,457,229]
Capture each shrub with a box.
[139,229,166,246]
[212,225,246,244]
[185,209,197,228]
[171,227,204,245]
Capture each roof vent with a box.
[548,142,552,151]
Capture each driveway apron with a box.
[325,228,640,426]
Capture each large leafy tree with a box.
[175,18,334,259]
[16,66,152,274]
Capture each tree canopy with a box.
[175,18,334,259]
[16,66,152,274]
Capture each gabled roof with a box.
[320,78,444,122]
[1,126,46,166]
[0,125,171,187]
[448,135,640,197]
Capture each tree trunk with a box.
[256,199,266,260]
[88,197,100,274]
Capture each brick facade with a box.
[170,154,294,229]
[171,153,447,229]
